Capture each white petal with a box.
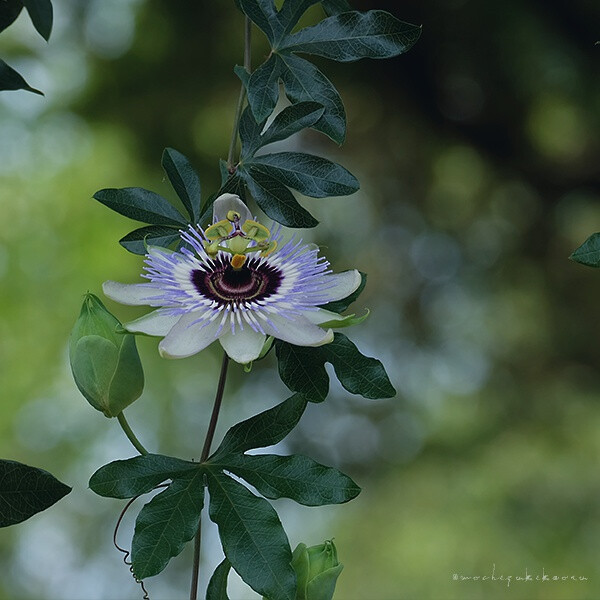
[158,313,220,359]
[212,193,252,224]
[102,281,159,306]
[219,328,266,364]
[125,310,180,336]
[263,314,334,347]
[303,308,348,325]
[319,270,362,303]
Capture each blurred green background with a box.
[1,0,600,598]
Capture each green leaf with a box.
[570,233,600,267]
[0,0,23,35]
[319,271,366,313]
[89,454,199,499]
[219,158,231,185]
[207,471,296,600]
[234,64,250,88]
[211,394,308,461]
[220,454,360,506]
[239,105,266,159]
[276,54,346,143]
[239,0,282,43]
[276,342,329,402]
[323,333,396,398]
[243,167,318,228]
[207,558,231,600]
[321,0,352,17]
[240,101,325,161]
[247,53,281,123]
[119,225,181,255]
[260,101,324,146]
[277,0,320,39]
[22,0,53,41]
[317,309,369,329]
[94,187,187,226]
[276,333,395,402]
[0,59,43,95]
[0,460,71,527]
[280,10,422,62]
[131,470,205,579]
[161,148,202,222]
[247,152,359,198]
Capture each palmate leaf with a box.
[238,102,340,227]
[89,397,359,590]
[238,2,420,142]
[205,394,360,598]
[275,333,396,402]
[0,460,71,527]
[208,397,360,508]
[0,59,43,95]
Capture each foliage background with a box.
[1,0,600,598]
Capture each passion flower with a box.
[103,194,361,364]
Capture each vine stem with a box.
[189,352,230,600]
[226,15,252,170]
[189,15,249,598]
[117,412,149,455]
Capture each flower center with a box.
[191,256,282,305]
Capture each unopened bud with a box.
[69,293,144,418]
[291,540,343,600]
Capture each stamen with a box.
[242,220,270,242]
[231,254,246,270]
[205,220,233,240]
[203,240,220,257]
[261,240,278,257]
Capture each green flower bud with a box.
[69,293,144,418]
[291,540,343,600]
